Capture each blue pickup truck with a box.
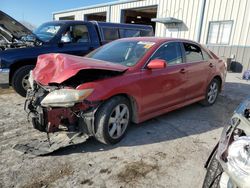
[0,11,153,96]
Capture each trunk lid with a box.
[33,53,128,85]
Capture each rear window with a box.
[141,30,154,36]
[102,27,119,41]
[119,29,140,38]
[119,29,153,38]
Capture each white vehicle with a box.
[203,98,250,188]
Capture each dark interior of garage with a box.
[121,6,157,31]
[84,12,107,22]
[59,16,75,20]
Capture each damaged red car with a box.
[25,37,226,144]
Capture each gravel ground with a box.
[0,73,249,188]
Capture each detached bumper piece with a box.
[13,132,89,156]
[21,88,99,155]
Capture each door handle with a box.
[180,68,187,74]
[209,63,214,68]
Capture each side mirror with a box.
[147,59,167,69]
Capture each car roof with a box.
[117,37,200,45]
[91,21,153,30]
[40,21,153,30]
[42,20,87,25]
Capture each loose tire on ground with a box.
[94,96,131,145]
[12,65,34,97]
[202,151,223,188]
[200,78,220,106]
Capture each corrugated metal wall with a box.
[54,0,201,40]
[200,0,250,70]
[81,7,109,21]
[54,0,250,70]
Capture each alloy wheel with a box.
[108,104,129,139]
[22,74,30,91]
[207,81,218,104]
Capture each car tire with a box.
[202,151,223,188]
[12,65,34,97]
[200,78,220,106]
[94,96,131,145]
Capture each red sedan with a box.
[26,37,227,144]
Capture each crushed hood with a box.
[33,53,128,85]
[0,11,33,41]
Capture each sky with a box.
[0,0,116,27]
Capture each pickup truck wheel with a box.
[12,65,34,97]
[200,78,220,106]
[94,96,131,145]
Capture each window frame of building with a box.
[207,20,233,45]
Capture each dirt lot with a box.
[0,73,249,188]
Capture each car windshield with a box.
[33,23,62,42]
[86,40,155,67]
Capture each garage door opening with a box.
[59,16,75,20]
[84,12,107,22]
[121,6,157,31]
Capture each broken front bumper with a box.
[25,88,99,134]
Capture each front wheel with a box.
[12,65,34,97]
[94,96,131,145]
[203,152,223,188]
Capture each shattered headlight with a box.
[41,88,93,107]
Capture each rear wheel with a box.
[202,151,223,188]
[12,65,34,97]
[94,96,131,145]
[201,78,220,106]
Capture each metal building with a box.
[53,0,250,70]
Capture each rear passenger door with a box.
[182,42,212,101]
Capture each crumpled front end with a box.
[25,71,98,134]
[25,53,127,134]
[216,98,250,188]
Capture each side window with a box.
[151,42,183,65]
[183,43,203,62]
[119,29,140,38]
[102,27,119,41]
[61,25,89,43]
[201,49,212,61]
